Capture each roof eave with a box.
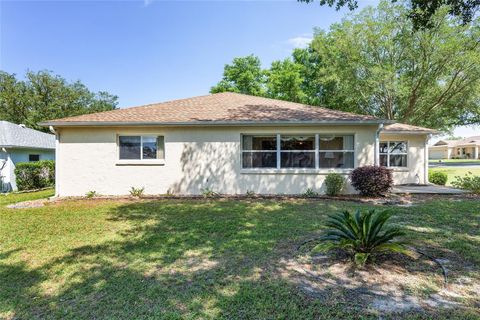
[40,119,393,127]
[380,130,438,135]
[0,145,55,150]
[455,143,480,147]
[429,145,450,148]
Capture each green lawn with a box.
[429,167,480,186]
[0,191,479,319]
[0,189,54,206]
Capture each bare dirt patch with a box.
[6,199,47,209]
[277,248,476,315]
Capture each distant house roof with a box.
[40,92,389,126]
[433,136,480,148]
[382,123,438,134]
[0,121,55,150]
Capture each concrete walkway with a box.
[392,184,465,194]
[429,162,480,167]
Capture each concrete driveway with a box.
[429,161,480,167]
[392,184,465,194]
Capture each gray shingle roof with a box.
[0,121,55,149]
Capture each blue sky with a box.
[1,0,375,107]
[1,0,477,138]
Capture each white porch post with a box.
[424,135,430,184]
[276,134,281,169]
[475,146,479,160]
[374,124,384,166]
[55,133,60,197]
[50,126,60,197]
[447,147,452,159]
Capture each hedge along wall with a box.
[14,160,55,191]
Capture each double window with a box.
[241,134,354,169]
[379,141,407,167]
[119,136,165,160]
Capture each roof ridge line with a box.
[225,92,381,119]
[44,93,219,122]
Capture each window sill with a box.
[116,160,165,166]
[388,167,409,172]
[240,168,353,175]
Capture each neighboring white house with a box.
[429,136,480,160]
[0,121,55,192]
[40,93,437,196]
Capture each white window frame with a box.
[116,135,165,166]
[379,141,408,168]
[240,133,355,171]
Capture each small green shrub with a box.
[316,209,409,267]
[350,166,393,196]
[129,187,145,197]
[15,160,55,191]
[302,188,318,198]
[85,191,98,198]
[452,172,480,194]
[201,187,218,198]
[324,173,345,196]
[429,171,447,185]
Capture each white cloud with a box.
[286,34,313,49]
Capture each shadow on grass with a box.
[0,199,479,319]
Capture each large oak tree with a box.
[0,70,118,132]
[299,0,480,29]
[211,1,480,131]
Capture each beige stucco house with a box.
[429,136,480,160]
[40,93,437,196]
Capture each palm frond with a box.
[317,208,408,266]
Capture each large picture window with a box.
[119,136,165,160]
[241,134,355,169]
[379,141,407,167]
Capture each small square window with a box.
[379,141,408,167]
[119,136,165,160]
[29,154,40,162]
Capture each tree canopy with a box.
[0,70,118,132]
[211,1,480,131]
[210,55,266,96]
[298,0,480,29]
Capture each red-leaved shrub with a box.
[350,166,393,196]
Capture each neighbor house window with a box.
[29,154,40,162]
[119,136,165,160]
[379,141,407,167]
[241,134,355,169]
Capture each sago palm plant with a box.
[317,209,409,267]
